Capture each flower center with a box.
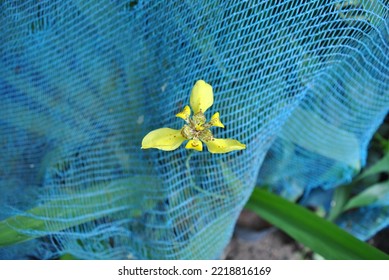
[180,111,214,142]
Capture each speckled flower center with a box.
[180,111,214,142]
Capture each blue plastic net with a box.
[0,0,388,259]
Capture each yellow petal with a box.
[176,105,191,120]
[190,80,214,114]
[141,128,185,151]
[210,112,224,128]
[205,138,246,154]
[185,139,203,152]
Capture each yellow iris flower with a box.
[141,80,246,154]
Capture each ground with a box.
[224,209,306,260]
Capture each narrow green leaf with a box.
[59,253,78,260]
[0,176,160,247]
[246,188,389,260]
[343,180,389,210]
[327,184,351,222]
[356,152,389,181]
[328,150,389,221]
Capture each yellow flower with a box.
[141,80,246,154]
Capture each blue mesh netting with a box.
[0,0,388,259]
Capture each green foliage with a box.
[0,177,160,248]
[246,127,389,259]
[343,181,389,210]
[328,136,389,221]
[246,188,389,260]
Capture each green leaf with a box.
[355,152,389,181]
[327,184,351,222]
[327,150,389,221]
[343,180,389,210]
[246,188,389,260]
[59,253,78,260]
[0,176,160,247]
